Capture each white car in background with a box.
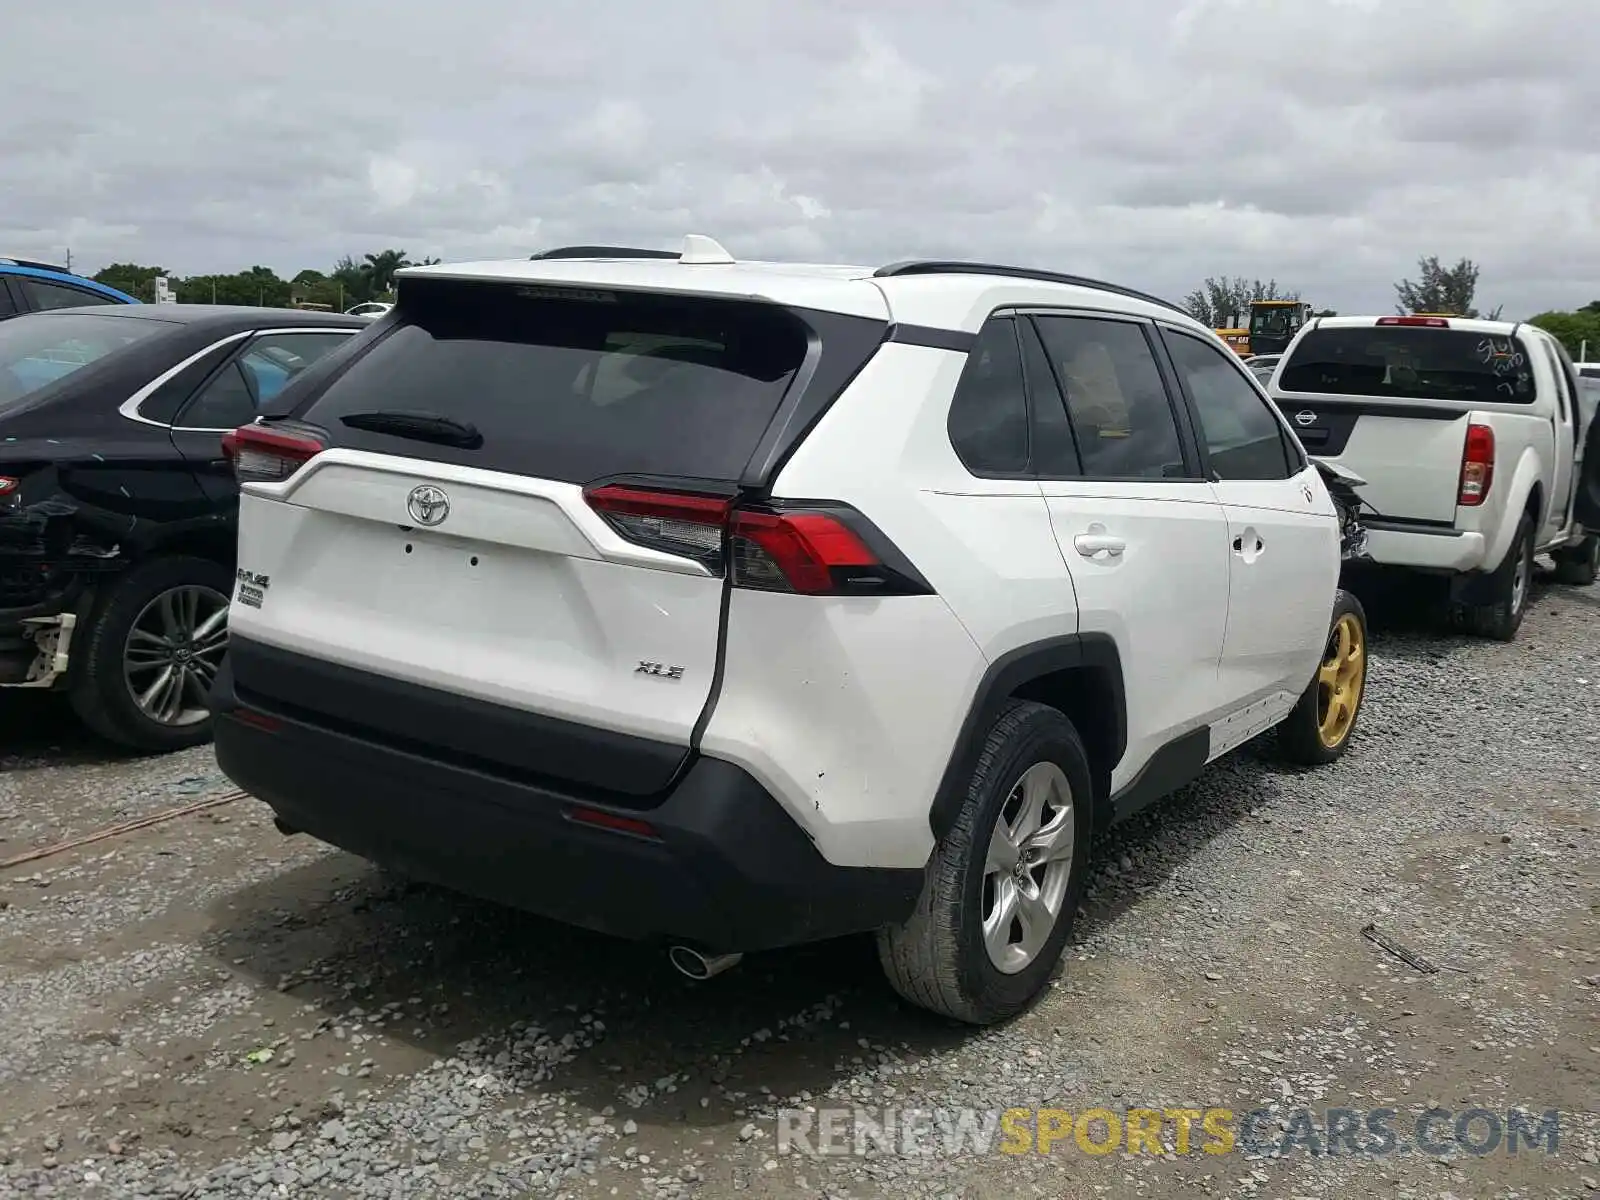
[1244,354,1281,385]
[344,302,393,320]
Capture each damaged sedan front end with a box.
[0,304,366,749]
[0,475,126,688]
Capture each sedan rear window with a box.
[0,312,165,410]
[295,279,811,484]
[1279,326,1537,404]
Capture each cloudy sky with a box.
[6,0,1598,317]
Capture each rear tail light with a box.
[728,510,876,594]
[582,485,730,569]
[583,484,930,596]
[0,476,17,496]
[1458,422,1495,506]
[221,423,326,485]
[1377,316,1450,327]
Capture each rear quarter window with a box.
[1279,327,1538,404]
[295,280,811,484]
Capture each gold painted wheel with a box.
[1316,612,1365,749]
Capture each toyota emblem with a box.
[406,484,450,527]
[1294,410,1317,427]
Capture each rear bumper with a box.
[1362,523,1486,572]
[210,652,922,952]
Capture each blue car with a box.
[0,257,138,320]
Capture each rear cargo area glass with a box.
[1279,327,1537,404]
[298,279,811,483]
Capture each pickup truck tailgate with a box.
[1279,399,1468,524]
[1272,320,1550,527]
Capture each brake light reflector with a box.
[567,806,659,839]
[1458,422,1495,506]
[1377,316,1450,328]
[222,424,326,484]
[231,707,283,733]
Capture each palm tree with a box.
[362,249,413,297]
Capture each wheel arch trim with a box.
[927,633,1126,841]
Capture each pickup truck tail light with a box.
[222,423,327,485]
[1458,422,1495,506]
[583,484,932,596]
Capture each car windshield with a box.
[1279,326,1538,404]
[0,312,165,410]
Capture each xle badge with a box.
[235,568,270,609]
[636,661,685,680]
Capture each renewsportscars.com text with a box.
[775,1105,1563,1159]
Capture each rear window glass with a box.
[0,312,165,410]
[298,281,810,484]
[1279,326,1537,404]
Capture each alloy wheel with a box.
[981,761,1076,974]
[1316,612,1365,749]
[123,585,230,727]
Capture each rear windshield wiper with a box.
[339,410,483,450]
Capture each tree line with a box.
[1184,255,1599,359]
[89,249,439,311]
[84,247,1600,360]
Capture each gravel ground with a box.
[1,573,1597,1200]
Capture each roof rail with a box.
[529,245,677,261]
[0,256,70,273]
[873,260,1186,315]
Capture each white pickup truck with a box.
[1266,314,1597,641]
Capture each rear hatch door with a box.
[229,276,840,797]
[1272,322,1535,524]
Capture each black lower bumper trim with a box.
[211,654,922,951]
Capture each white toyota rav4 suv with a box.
[212,238,1369,1024]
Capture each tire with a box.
[1464,512,1535,642]
[69,556,234,753]
[877,700,1092,1026]
[1551,534,1599,586]
[1277,588,1368,766]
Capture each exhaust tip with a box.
[668,945,743,981]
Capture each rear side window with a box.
[298,281,810,484]
[1164,330,1294,480]
[182,362,257,430]
[176,331,353,429]
[17,278,117,310]
[1280,327,1538,404]
[947,317,1029,474]
[0,312,164,410]
[1034,315,1190,480]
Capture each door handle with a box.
[1232,532,1265,558]
[1073,532,1126,558]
